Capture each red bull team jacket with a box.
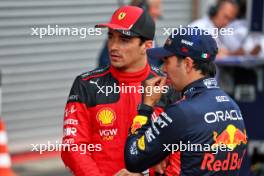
[125,77,248,176]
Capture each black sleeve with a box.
[124,104,187,172]
[67,76,87,104]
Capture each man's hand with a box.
[143,76,167,107]
[114,168,143,176]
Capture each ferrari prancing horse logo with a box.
[118,12,126,20]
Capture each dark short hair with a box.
[177,55,216,77]
[208,0,238,17]
[192,59,216,77]
[130,0,149,11]
[139,36,148,45]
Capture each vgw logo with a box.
[99,129,118,141]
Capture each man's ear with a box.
[141,40,153,55]
[185,57,194,73]
[145,40,153,49]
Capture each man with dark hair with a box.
[191,0,261,57]
[124,27,248,175]
[130,0,161,21]
[61,5,177,176]
[98,0,163,67]
[190,0,238,56]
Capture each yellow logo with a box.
[213,124,247,150]
[131,115,148,134]
[99,128,118,141]
[118,12,126,20]
[137,136,145,151]
[97,108,116,126]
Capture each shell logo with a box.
[96,108,116,126]
[118,12,126,20]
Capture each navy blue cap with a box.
[147,27,218,62]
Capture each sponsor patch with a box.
[131,115,148,134]
[99,128,118,141]
[96,108,116,126]
[137,136,146,151]
[212,124,247,150]
[118,12,126,20]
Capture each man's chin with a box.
[169,81,179,91]
[110,62,124,69]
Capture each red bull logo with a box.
[201,150,246,171]
[131,115,148,134]
[201,124,247,171]
[212,124,247,150]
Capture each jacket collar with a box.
[109,64,150,82]
[182,77,219,98]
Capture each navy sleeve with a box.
[124,104,187,172]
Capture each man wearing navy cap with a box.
[125,27,248,175]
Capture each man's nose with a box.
[161,64,167,73]
[109,39,119,50]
